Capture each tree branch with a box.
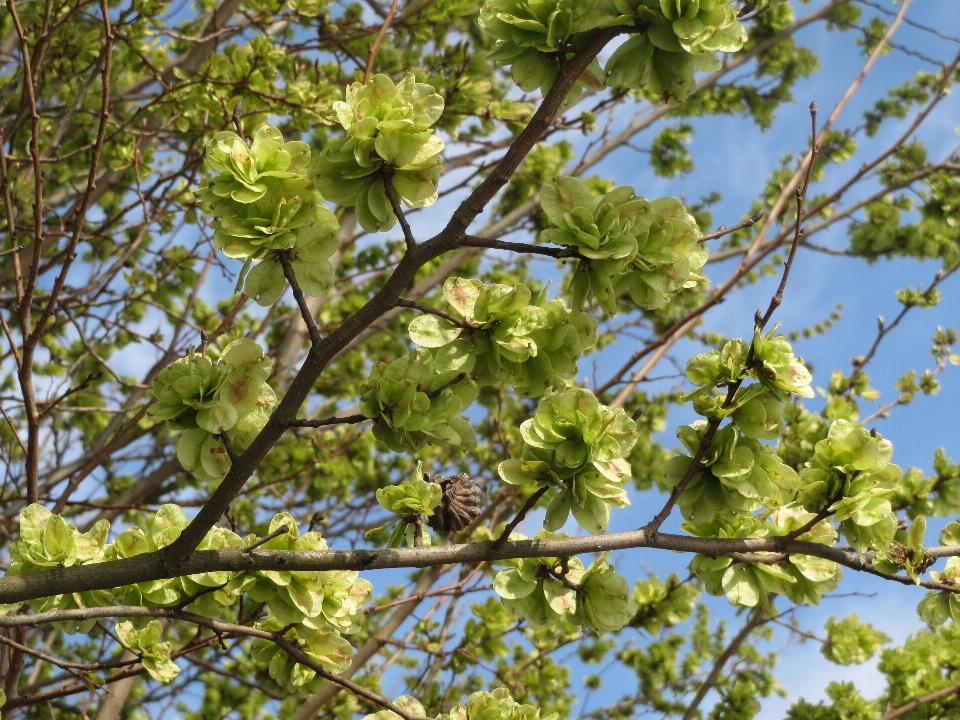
[162,25,626,561]
[4,532,960,608]
[681,604,770,720]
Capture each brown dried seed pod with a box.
[426,472,482,533]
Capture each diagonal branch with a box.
[162,25,626,561]
[681,604,770,720]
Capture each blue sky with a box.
[602,0,960,713]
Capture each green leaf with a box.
[493,569,539,600]
[721,564,762,607]
[408,315,462,348]
[917,592,951,626]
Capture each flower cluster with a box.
[494,536,638,631]
[197,125,339,306]
[314,73,445,232]
[798,419,901,552]
[359,349,478,454]
[408,277,597,397]
[478,0,613,98]
[478,0,748,106]
[147,339,275,482]
[362,689,559,720]
[499,388,639,534]
[539,177,705,314]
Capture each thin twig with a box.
[645,104,820,533]
[681,604,770,720]
[426,372,467,399]
[698,209,766,242]
[231,101,248,145]
[878,679,960,720]
[277,249,322,347]
[754,102,819,332]
[494,486,550,546]
[363,0,400,83]
[220,433,238,464]
[243,524,289,553]
[383,176,416,251]
[287,414,367,429]
[461,235,567,258]
[396,298,478,330]
[841,260,960,395]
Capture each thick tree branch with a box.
[4,533,960,607]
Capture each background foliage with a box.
[1,0,960,718]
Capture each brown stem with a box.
[277,249,321,347]
[840,260,960,396]
[698,209,766,243]
[242,524,289,553]
[495,486,550,546]
[753,102,819,333]
[396,298,478,331]
[680,604,770,720]
[8,531,960,609]
[286,414,367,429]
[461,235,568,259]
[363,0,400,83]
[878,679,960,720]
[383,175,416,251]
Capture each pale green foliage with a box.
[361,696,428,720]
[314,73,445,232]
[478,0,614,97]
[197,125,340,305]
[630,572,699,633]
[148,339,276,482]
[478,0,747,105]
[666,422,801,522]
[539,177,706,314]
[798,419,901,552]
[494,541,585,626]
[574,557,639,631]
[376,474,443,517]
[7,505,371,688]
[646,0,747,55]
[821,614,890,665]
[116,620,180,683]
[8,505,111,633]
[751,327,817,399]
[499,388,638,533]
[605,34,722,106]
[250,618,354,688]
[440,688,560,720]
[408,277,597,397]
[104,505,243,610]
[917,556,960,625]
[785,680,880,720]
[359,349,478,453]
[374,468,444,547]
[686,332,815,402]
[607,0,746,104]
[494,540,636,631]
[687,512,841,608]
